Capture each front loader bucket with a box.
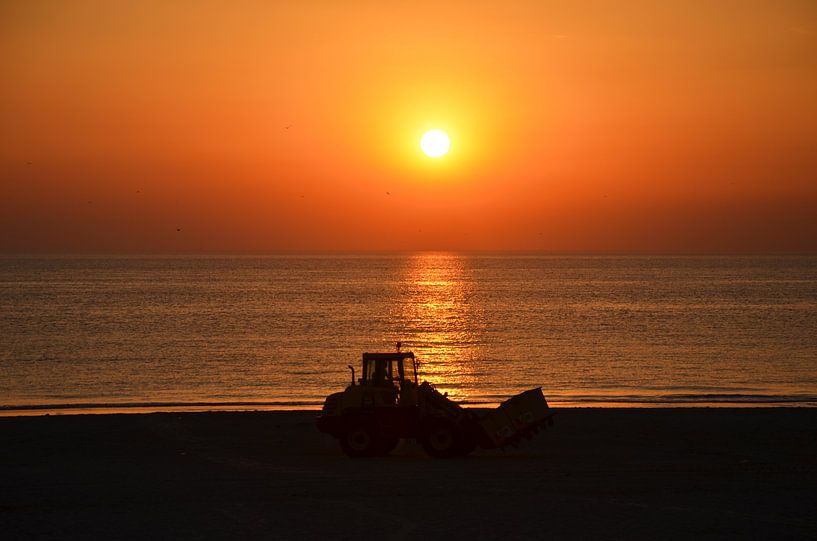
[476,387,553,448]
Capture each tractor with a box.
[316,346,553,457]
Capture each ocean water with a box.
[1,254,816,413]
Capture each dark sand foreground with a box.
[2,409,816,540]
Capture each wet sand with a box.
[1,409,816,539]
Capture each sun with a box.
[420,129,450,158]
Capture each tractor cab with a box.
[326,350,420,411]
[359,351,419,407]
[361,352,417,389]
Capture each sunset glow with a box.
[1,1,816,252]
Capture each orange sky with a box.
[1,0,816,252]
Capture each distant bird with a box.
[284,124,292,130]
[26,161,32,166]
[136,189,141,194]
[176,228,182,232]
[299,194,305,198]
[386,191,391,196]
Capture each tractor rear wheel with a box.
[339,423,378,457]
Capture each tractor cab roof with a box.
[362,352,415,361]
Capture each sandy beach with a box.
[1,408,815,540]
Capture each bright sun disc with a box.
[420,129,450,158]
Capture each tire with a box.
[339,423,378,457]
[420,419,462,458]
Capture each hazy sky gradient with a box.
[2,0,816,252]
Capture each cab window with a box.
[402,356,416,382]
[367,359,394,386]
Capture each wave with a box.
[0,401,323,412]
[472,393,817,405]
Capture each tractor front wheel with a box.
[420,419,463,458]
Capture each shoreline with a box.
[3,399,817,417]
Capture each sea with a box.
[1,254,816,414]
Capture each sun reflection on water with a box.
[392,253,486,402]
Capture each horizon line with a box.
[2,249,816,257]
